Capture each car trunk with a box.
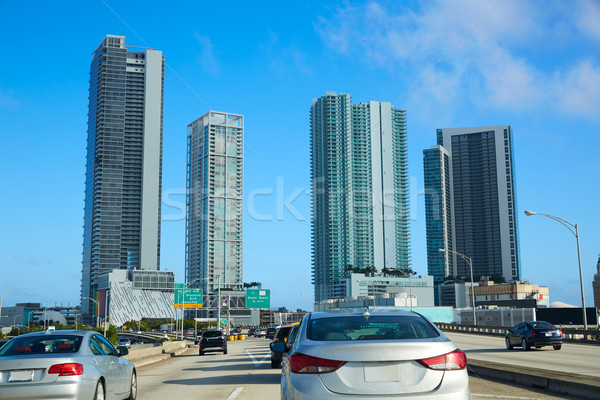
[0,355,72,385]
[305,339,454,396]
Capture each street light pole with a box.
[181,278,202,341]
[439,248,477,326]
[524,210,588,329]
[0,286,27,325]
[83,297,100,328]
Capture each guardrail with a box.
[436,323,600,343]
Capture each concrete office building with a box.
[186,111,244,310]
[81,35,165,323]
[311,92,410,302]
[424,126,521,305]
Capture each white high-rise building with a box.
[311,92,411,302]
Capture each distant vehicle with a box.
[269,323,298,368]
[199,330,227,355]
[255,328,267,338]
[276,311,470,399]
[505,321,563,351]
[266,326,279,339]
[116,338,131,349]
[0,330,136,399]
[248,328,256,337]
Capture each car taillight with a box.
[418,349,467,370]
[288,353,346,374]
[558,329,563,337]
[48,363,84,376]
[531,329,535,338]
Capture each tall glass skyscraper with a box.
[311,92,410,302]
[424,126,521,303]
[81,35,164,320]
[186,112,244,299]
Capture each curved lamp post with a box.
[439,249,476,326]
[524,210,587,330]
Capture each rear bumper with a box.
[529,338,562,347]
[283,370,471,400]
[0,376,96,400]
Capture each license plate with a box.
[364,364,400,382]
[545,332,552,336]
[8,370,34,382]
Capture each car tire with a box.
[505,338,513,350]
[199,349,204,356]
[223,347,227,355]
[271,358,280,368]
[126,371,137,400]
[521,338,530,351]
[553,344,562,350]
[93,380,105,400]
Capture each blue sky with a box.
[1,0,599,312]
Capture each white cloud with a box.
[555,60,600,116]
[577,0,600,40]
[195,34,220,75]
[315,0,599,119]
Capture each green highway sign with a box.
[174,283,203,309]
[246,289,270,309]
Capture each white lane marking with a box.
[472,394,541,399]
[245,349,270,367]
[225,387,244,400]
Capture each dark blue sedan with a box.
[505,321,563,351]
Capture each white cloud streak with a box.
[315,0,600,119]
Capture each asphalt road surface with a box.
[137,337,586,399]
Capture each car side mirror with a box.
[271,342,286,353]
[118,347,129,356]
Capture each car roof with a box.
[16,330,92,338]
[308,310,423,319]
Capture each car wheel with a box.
[93,380,105,400]
[553,344,562,350]
[271,358,281,368]
[521,338,530,351]
[199,349,204,356]
[223,347,227,355]
[126,371,137,400]
[505,338,513,350]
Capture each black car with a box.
[505,321,563,351]
[266,327,278,339]
[269,324,299,368]
[199,330,227,355]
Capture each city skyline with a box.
[1,1,599,312]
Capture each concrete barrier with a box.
[468,359,600,399]
[124,341,190,367]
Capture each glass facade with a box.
[423,126,521,304]
[311,92,411,302]
[186,112,243,298]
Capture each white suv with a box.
[116,338,131,348]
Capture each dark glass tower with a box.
[424,126,521,302]
[81,35,164,321]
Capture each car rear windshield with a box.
[529,321,555,329]
[202,331,223,337]
[307,316,440,341]
[0,335,83,356]
[274,327,292,341]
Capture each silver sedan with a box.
[0,329,136,400]
[277,310,471,399]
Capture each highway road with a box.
[136,336,585,399]
[446,332,600,378]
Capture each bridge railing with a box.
[436,323,600,343]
